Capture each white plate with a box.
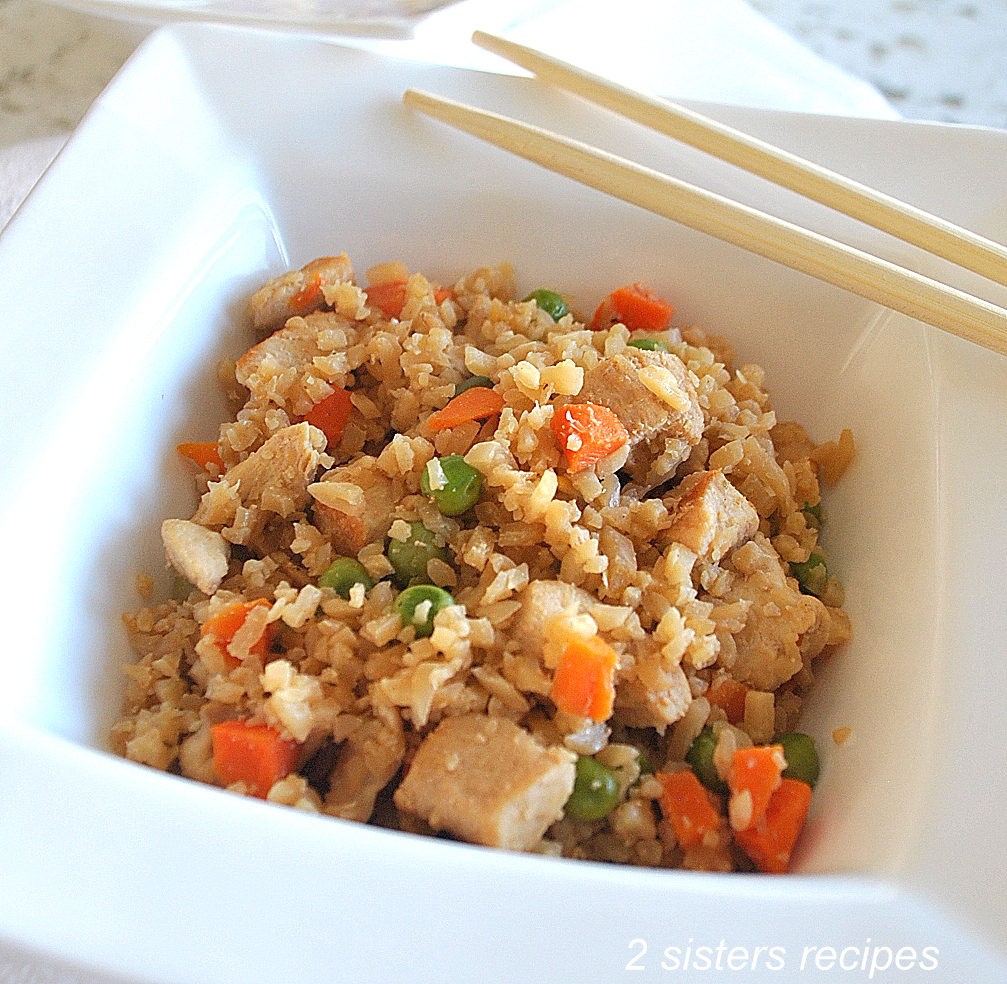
[1,22,1006,984]
[47,0,459,37]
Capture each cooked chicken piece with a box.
[664,470,759,562]
[721,533,823,691]
[309,455,398,556]
[247,254,354,333]
[325,708,405,823]
[580,347,703,444]
[579,347,703,486]
[160,518,230,595]
[615,664,692,730]
[394,714,576,851]
[236,310,354,415]
[194,422,326,527]
[512,579,597,662]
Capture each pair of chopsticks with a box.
[403,31,1007,357]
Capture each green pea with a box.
[801,500,824,528]
[454,375,494,396]
[685,726,728,795]
[319,556,374,599]
[564,755,621,823]
[523,288,570,322]
[395,584,455,638]
[776,732,820,787]
[636,750,655,776]
[420,455,484,517]
[169,573,194,602]
[627,337,670,352]
[386,521,450,587]
[789,551,828,597]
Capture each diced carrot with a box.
[707,676,748,724]
[365,279,453,320]
[551,634,619,721]
[177,441,224,473]
[291,274,324,311]
[656,769,724,848]
[550,402,629,472]
[589,282,674,332]
[304,388,354,446]
[210,719,301,799]
[200,598,275,667]
[734,778,813,873]
[364,280,408,319]
[728,744,786,832]
[427,385,505,432]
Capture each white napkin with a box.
[0,0,896,236]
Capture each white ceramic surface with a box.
[0,22,1006,983]
[45,0,459,35]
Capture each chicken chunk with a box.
[236,310,354,415]
[664,470,759,562]
[160,518,230,595]
[579,347,703,486]
[721,534,822,691]
[309,455,398,556]
[325,708,405,823]
[194,422,326,527]
[580,347,702,445]
[246,254,354,333]
[615,664,692,730]
[512,579,596,663]
[394,714,576,851]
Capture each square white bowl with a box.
[1,22,1006,983]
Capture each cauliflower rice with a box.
[112,254,853,872]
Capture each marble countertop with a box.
[1,0,1006,153]
[753,0,1007,128]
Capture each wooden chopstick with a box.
[471,30,1007,292]
[402,87,1007,357]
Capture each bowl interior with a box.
[0,24,946,881]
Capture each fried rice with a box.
[111,254,853,872]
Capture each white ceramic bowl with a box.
[2,22,1007,983]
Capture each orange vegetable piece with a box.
[364,280,407,319]
[291,274,324,311]
[707,676,748,724]
[427,385,505,432]
[200,598,275,667]
[728,744,786,832]
[365,279,452,319]
[551,634,619,721]
[734,778,813,873]
[550,402,629,472]
[177,441,224,473]
[304,388,354,446]
[210,720,301,799]
[656,769,724,848]
[590,282,674,332]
